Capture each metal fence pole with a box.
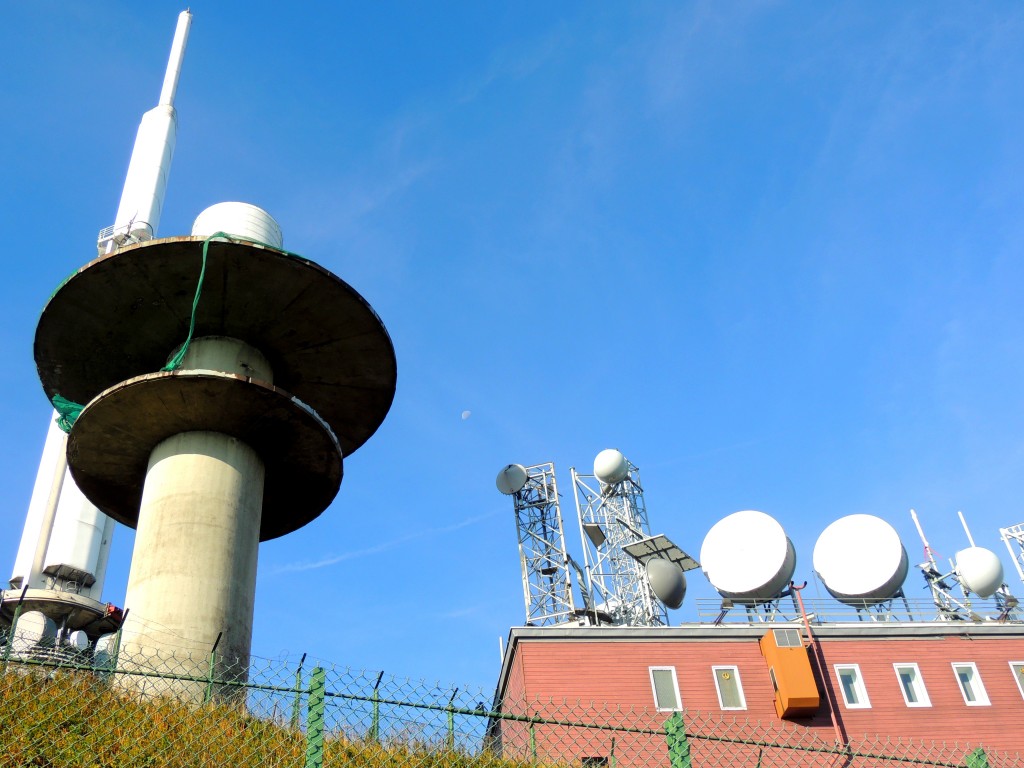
[665,711,692,768]
[369,670,384,743]
[2,585,29,671]
[529,719,537,763]
[305,666,326,768]
[203,631,222,705]
[108,608,130,673]
[291,652,307,729]
[446,687,459,750]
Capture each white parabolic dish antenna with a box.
[593,449,628,485]
[812,514,908,604]
[495,464,529,495]
[11,611,56,655]
[647,559,686,609]
[955,546,1003,598]
[700,510,796,602]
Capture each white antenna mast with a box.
[99,9,192,254]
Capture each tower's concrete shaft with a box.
[117,338,270,701]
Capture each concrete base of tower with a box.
[115,430,264,703]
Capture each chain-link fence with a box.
[0,622,1016,767]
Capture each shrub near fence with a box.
[0,628,1017,767]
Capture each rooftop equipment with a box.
[812,514,909,611]
[911,509,1018,621]
[700,510,797,607]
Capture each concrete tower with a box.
[34,214,396,700]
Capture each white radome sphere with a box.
[594,449,628,485]
[956,547,1004,598]
[192,202,283,248]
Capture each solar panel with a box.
[623,534,700,572]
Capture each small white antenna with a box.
[910,509,938,570]
[957,510,977,547]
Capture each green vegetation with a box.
[0,670,531,768]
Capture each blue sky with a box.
[3,3,1024,692]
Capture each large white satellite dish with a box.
[813,514,908,604]
[700,510,797,603]
[700,510,796,603]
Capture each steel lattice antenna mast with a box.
[8,11,193,630]
[497,463,581,626]
[572,451,667,627]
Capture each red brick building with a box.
[493,621,1024,764]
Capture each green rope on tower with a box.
[161,231,223,371]
[46,232,304,433]
[161,231,303,372]
[52,394,83,433]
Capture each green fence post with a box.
[965,747,991,768]
[2,585,29,671]
[290,653,307,729]
[609,736,616,768]
[665,711,692,768]
[369,670,384,743]
[529,719,537,763]
[108,608,129,674]
[446,687,459,751]
[305,666,326,768]
[203,631,222,705]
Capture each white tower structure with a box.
[6,10,192,645]
[999,522,1024,587]
[496,463,579,626]
[572,450,667,627]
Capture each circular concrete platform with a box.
[67,370,343,540]
[36,237,396,457]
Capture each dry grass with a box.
[0,669,536,768]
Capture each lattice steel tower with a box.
[572,450,667,627]
[496,463,578,626]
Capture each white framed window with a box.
[893,663,931,707]
[834,664,871,709]
[1009,662,1024,699]
[649,667,681,711]
[712,666,747,710]
[952,662,990,706]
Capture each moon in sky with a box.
[461,410,472,420]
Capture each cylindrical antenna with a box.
[957,510,977,547]
[910,508,938,569]
[159,10,193,107]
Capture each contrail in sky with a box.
[268,510,500,574]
